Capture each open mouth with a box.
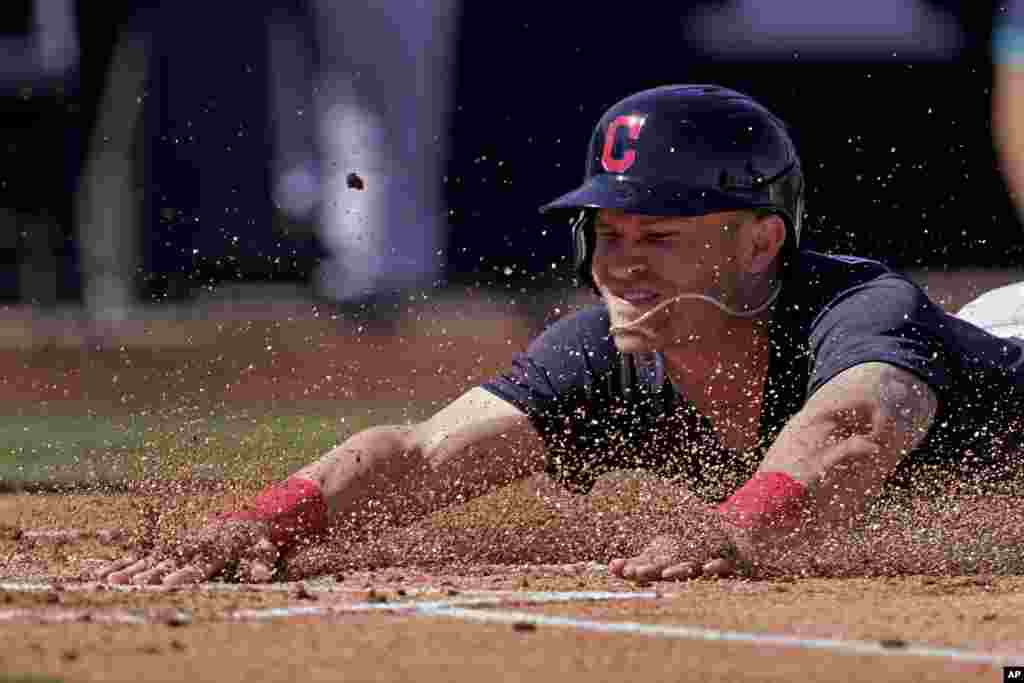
[613,290,660,306]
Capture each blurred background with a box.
[2,0,1023,489]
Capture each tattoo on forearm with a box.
[876,366,938,451]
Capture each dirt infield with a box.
[3,272,1024,681]
[4,481,1024,681]
[0,582,1016,682]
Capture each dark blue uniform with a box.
[995,1,1024,66]
[482,252,1024,500]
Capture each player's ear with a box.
[743,213,786,275]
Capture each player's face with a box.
[590,209,749,352]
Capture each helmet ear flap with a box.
[571,210,599,293]
[766,165,804,250]
[767,171,804,275]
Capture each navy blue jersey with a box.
[995,1,1024,66]
[482,251,1024,499]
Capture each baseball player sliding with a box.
[96,85,1024,585]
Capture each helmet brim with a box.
[538,174,770,218]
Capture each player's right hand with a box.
[92,518,279,586]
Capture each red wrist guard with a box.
[718,471,808,531]
[225,477,329,550]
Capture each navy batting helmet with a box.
[540,84,804,289]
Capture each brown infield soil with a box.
[3,272,1024,681]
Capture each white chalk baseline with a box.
[0,583,1021,668]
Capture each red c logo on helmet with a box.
[601,114,646,173]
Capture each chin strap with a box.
[609,282,782,335]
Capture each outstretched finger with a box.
[237,559,275,583]
[608,558,628,578]
[237,539,280,583]
[701,557,736,578]
[609,555,673,581]
[93,555,141,581]
[162,557,226,586]
[630,562,673,581]
[105,556,159,585]
[660,562,699,581]
[130,558,182,585]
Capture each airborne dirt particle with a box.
[159,609,192,627]
[878,638,907,649]
[346,172,365,190]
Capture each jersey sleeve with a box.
[480,305,617,422]
[480,305,672,494]
[994,2,1024,67]
[807,274,953,398]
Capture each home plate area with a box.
[0,575,658,625]
[6,500,1024,682]
[2,569,1024,682]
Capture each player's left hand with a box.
[608,521,749,582]
[94,518,279,586]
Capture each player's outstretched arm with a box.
[611,362,938,582]
[724,361,937,542]
[94,388,544,585]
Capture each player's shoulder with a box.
[793,250,893,281]
[788,250,901,298]
[524,302,615,358]
[995,1,1024,67]
[782,250,927,322]
[537,303,611,339]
